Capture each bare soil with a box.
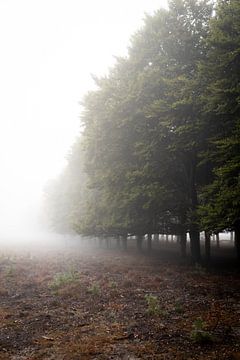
[0,243,239,359]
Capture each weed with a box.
[145,294,164,316]
[174,302,184,314]
[88,282,101,296]
[108,311,116,321]
[49,270,78,291]
[190,318,213,343]
[5,265,16,277]
[109,281,117,289]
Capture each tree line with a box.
[45,0,240,263]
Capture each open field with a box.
[0,241,239,359]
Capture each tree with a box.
[128,0,213,261]
[80,0,213,261]
[199,0,240,260]
[44,139,88,234]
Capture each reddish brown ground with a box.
[0,244,239,359]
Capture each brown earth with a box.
[0,244,239,359]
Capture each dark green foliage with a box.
[190,318,213,343]
[44,0,240,263]
[198,0,240,256]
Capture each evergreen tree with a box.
[199,0,240,259]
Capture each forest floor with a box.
[0,242,239,360]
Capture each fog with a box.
[0,0,168,247]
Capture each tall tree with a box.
[199,0,240,259]
[128,0,213,261]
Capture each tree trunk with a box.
[234,220,240,262]
[188,154,201,263]
[121,236,127,251]
[153,234,159,243]
[189,228,201,263]
[216,232,220,248]
[116,237,121,249]
[137,235,143,252]
[166,234,169,242]
[147,234,152,252]
[180,231,187,258]
[205,231,211,265]
[230,231,234,243]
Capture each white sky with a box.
[0,0,167,236]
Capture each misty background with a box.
[0,0,167,240]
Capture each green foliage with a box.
[190,318,213,343]
[198,0,240,235]
[78,0,214,252]
[49,270,78,291]
[5,264,16,278]
[174,302,184,314]
[109,281,117,289]
[145,294,163,316]
[87,282,101,296]
[43,0,240,262]
[43,139,88,234]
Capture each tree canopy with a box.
[44,0,240,262]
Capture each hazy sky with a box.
[0,0,167,236]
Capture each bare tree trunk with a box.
[137,235,143,252]
[190,227,201,263]
[147,234,152,252]
[234,220,240,262]
[116,237,121,249]
[98,237,103,248]
[121,236,127,251]
[216,232,220,249]
[180,231,187,258]
[205,231,211,265]
[189,154,201,263]
[153,234,159,243]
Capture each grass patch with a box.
[49,270,78,292]
[190,318,213,343]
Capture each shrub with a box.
[174,302,184,314]
[190,318,213,343]
[88,282,101,296]
[49,270,78,291]
[145,294,163,316]
[5,264,16,277]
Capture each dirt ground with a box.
[0,241,239,359]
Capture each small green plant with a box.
[5,264,16,277]
[190,318,213,343]
[145,294,163,316]
[174,302,184,314]
[109,281,117,289]
[49,270,78,291]
[88,282,101,296]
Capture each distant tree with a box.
[44,139,87,234]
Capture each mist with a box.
[0,0,168,249]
